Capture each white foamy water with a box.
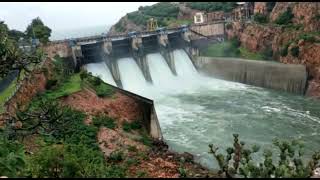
[117,57,154,98]
[173,49,198,76]
[87,49,320,170]
[85,62,116,86]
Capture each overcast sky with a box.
[0,2,157,31]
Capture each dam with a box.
[45,22,320,170]
[85,49,320,170]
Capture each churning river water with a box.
[86,49,320,170]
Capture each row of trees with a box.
[1,17,51,45]
[0,17,50,80]
[186,2,238,13]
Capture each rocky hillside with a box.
[226,2,320,98]
[108,2,237,35]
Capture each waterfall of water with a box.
[85,62,117,86]
[117,57,153,98]
[173,49,198,76]
[146,53,178,94]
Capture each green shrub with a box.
[95,83,115,98]
[209,134,320,178]
[141,2,179,18]
[299,34,316,43]
[79,70,88,80]
[127,12,149,26]
[26,143,112,178]
[313,14,320,20]
[230,37,240,49]
[226,23,233,30]
[122,120,142,132]
[187,2,237,13]
[108,151,124,162]
[262,47,273,60]
[274,8,294,25]
[114,21,125,32]
[139,134,152,147]
[45,79,58,90]
[126,157,140,166]
[178,167,187,178]
[126,2,179,27]
[254,13,268,24]
[137,152,149,161]
[86,75,115,98]
[290,46,299,57]
[280,44,289,57]
[127,145,138,152]
[136,170,147,178]
[284,24,303,30]
[11,100,84,141]
[0,135,26,177]
[92,76,102,86]
[92,115,116,129]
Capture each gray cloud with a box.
[0,2,157,31]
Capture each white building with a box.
[194,12,204,24]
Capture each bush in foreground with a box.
[209,134,320,178]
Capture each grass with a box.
[92,115,116,129]
[0,79,17,113]
[122,120,142,132]
[201,41,265,60]
[139,133,153,147]
[201,41,231,57]
[108,151,124,163]
[165,18,193,28]
[127,145,138,152]
[126,157,140,166]
[43,73,82,100]
[83,74,115,98]
[239,47,264,60]
[94,83,115,98]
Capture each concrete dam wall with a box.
[106,82,163,140]
[194,57,307,94]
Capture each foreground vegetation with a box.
[0,18,50,113]
[209,134,320,178]
[0,55,121,177]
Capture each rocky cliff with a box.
[227,2,320,98]
[109,16,144,35]
[270,2,320,32]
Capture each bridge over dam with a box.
[44,22,226,88]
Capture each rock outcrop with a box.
[254,2,268,15]
[108,16,144,35]
[270,2,320,32]
[227,2,320,99]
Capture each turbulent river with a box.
[85,49,320,169]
